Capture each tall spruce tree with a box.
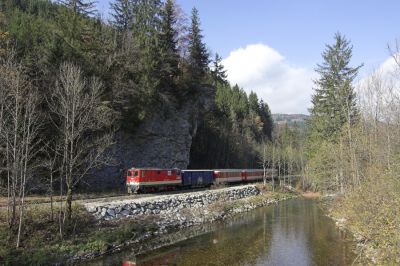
[248,91,259,114]
[56,0,101,72]
[159,0,179,87]
[211,53,227,84]
[110,0,134,31]
[188,7,209,84]
[310,32,362,140]
[133,0,162,101]
[259,100,273,140]
[132,0,161,41]
[59,0,96,16]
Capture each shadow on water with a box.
[85,198,355,266]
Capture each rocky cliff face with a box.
[87,87,214,190]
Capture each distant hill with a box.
[272,114,309,127]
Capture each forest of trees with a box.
[304,33,400,263]
[190,61,274,168]
[1,0,398,264]
[0,0,273,250]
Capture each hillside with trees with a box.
[1,0,398,264]
[0,0,273,255]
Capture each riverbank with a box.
[0,185,296,265]
[89,196,356,266]
[322,189,400,265]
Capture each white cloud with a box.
[222,44,316,114]
[357,55,400,97]
[356,56,400,121]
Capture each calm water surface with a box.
[87,198,355,266]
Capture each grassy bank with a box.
[0,204,161,265]
[328,175,400,265]
[0,187,295,265]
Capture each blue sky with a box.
[176,0,399,71]
[96,0,400,114]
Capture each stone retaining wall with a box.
[85,185,260,220]
[72,191,295,263]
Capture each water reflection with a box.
[87,199,355,266]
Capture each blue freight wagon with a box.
[181,170,214,188]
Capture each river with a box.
[86,198,356,266]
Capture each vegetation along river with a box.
[86,198,356,266]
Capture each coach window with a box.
[168,170,172,176]
[141,171,145,177]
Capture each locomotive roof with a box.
[128,167,177,170]
[214,169,265,172]
[214,169,244,172]
[128,168,267,171]
[181,169,214,172]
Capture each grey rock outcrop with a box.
[88,87,214,190]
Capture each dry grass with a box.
[0,202,168,265]
[332,174,400,264]
[0,203,108,265]
[0,190,125,207]
[301,191,321,198]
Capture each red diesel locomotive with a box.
[126,168,182,193]
[126,167,273,193]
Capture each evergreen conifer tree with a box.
[211,53,227,84]
[188,7,209,84]
[310,32,362,139]
[248,91,259,114]
[110,0,134,31]
[132,0,162,101]
[259,100,273,140]
[159,0,180,87]
[59,0,96,16]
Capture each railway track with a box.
[77,187,211,204]
[0,187,212,209]
[0,178,289,209]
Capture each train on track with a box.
[125,168,274,193]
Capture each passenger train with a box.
[125,167,274,193]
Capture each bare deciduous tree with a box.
[48,62,114,227]
[0,51,43,247]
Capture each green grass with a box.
[0,203,155,265]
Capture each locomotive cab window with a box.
[134,171,138,177]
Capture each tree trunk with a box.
[16,181,25,248]
[263,142,266,186]
[272,144,275,192]
[66,186,73,224]
[50,171,54,221]
[58,172,64,240]
[339,138,345,193]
